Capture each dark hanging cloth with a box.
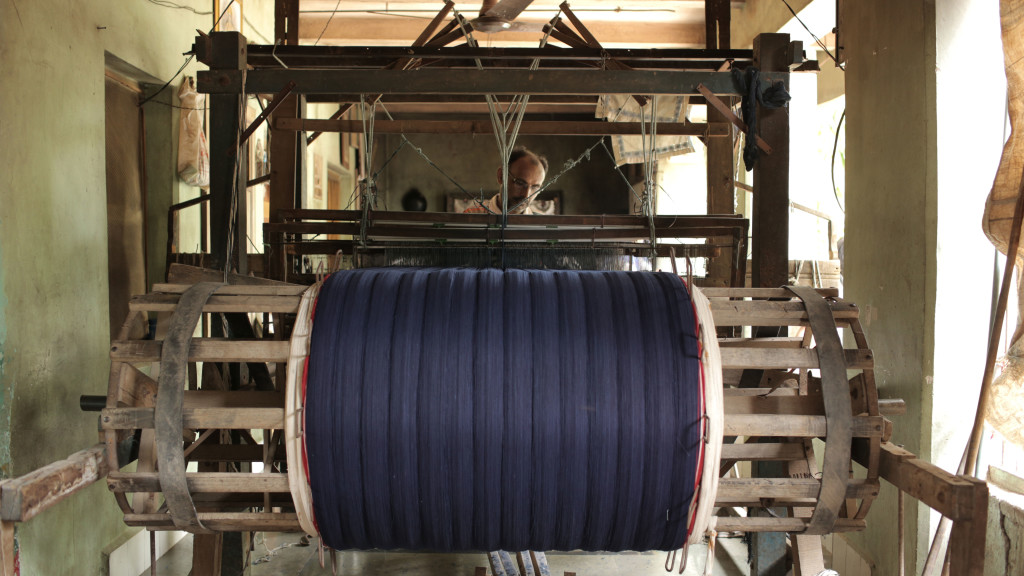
[732,67,792,171]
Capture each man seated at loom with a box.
[464,147,548,215]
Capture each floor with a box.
[139,533,752,576]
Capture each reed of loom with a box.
[100,279,891,537]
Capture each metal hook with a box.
[318,538,325,569]
[665,548,677,572]
[330,548,339,576]
[678,541,690,574]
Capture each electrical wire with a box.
[830,109,846,214]
[144,0,212,15]
[314,0,343,46]
[778,0,845,71]
[138,0,237,107]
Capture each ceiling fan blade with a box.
[484,0,535,21]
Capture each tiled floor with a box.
[141,532,751,576]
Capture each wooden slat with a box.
[710,300,858,323]
[723,387,800,396]
[720,443,806,461]
[130,294,301,313]
[725,415,884,438]
[720,348,872,370]
[152,283,306,296]
[108,472,290,493]
[716,478,878,501]
[853,442,978,520]
[102,407,284,430]
[701,287,840,299]
[724,395,824,415]
[110,339,290,363]
[713,517,865,533]
[123,512,300,531]
[0,444,109,522]
[718,337,805,348]
[277,117,727,137]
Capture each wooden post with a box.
[268,0,302,281]
[705,0,735,288]
[207,32,248,275]
[751,33,791,288]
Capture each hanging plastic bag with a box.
[177,76,209,188]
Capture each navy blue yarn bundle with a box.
[304,268,703,552]
[732,67,792,171]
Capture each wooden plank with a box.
[702,287,840,299]
[725,414,884,438]
[714,517,865,533]
[724,395,824,415]
[853,442,977,520]
[947,476,988,576]
[276,118,727,137]
[751,33,791,289]
[788,441,826,576]
[108,472,290,493]
[698,84,772,154]
[718,337,805,348]
[716,478,877,501]
[720,348,872,370]
[709,299,859,321]
[110,339,290,363]
[124,512,300,532]
[130,293,301,314]
[720,442,806,461]
[199,68,745,96]
[102,407,285,430]
[0,444,109,522]
[192,533,223,576]
[723,387,800,396]
[152,283,306,296]
[166,263,298,287]
[0,521,13,576]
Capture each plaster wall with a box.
[842,1,937,573]
[0,1,249,574]
[843,0,1004,574]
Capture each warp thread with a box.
[304,268,704,552]
[732,67,792,171]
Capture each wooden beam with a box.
[199,69,744,96]
[108,472,290,493]
[724,414,884,438]
[101,407,284,430]
[719,348,872,370]
[0,444,108,522]
[297,15,705,47]
[275,118,729,137]
[751,33,791,288]
[109,339,290,363]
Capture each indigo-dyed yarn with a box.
[304,268,703,552]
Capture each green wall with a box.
[0,1,218,573]
[843,0,1004,574]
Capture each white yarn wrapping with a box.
[687,285,724,545]
[285,281,322,537]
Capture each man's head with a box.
[497,147,548,214]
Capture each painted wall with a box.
[0,1,265,574]
[843,0,1004,574]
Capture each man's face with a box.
[501,157,546,214]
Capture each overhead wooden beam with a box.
[275,118,729,136]
[199,69,743,96]
[297,15,705,47]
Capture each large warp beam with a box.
[304,268,704,552]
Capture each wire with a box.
[778,0,845,71]
[830,108,846,214]
[144,0,212,15]
[137,0,238,107]
[138,54,195,107]
[314,0,343,46]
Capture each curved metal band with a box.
[156,282,223,534]
[785,285,852,535]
